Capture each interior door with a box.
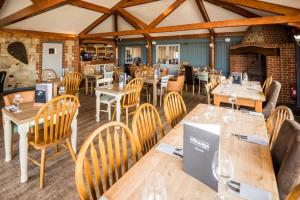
[42,42,63,77]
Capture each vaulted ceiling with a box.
[0,0,299,39]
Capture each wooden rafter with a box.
[148,0,185,28]
[122,0,159,8]
[114,13,118,40]
[0,0,5,10]
[80,14,110,35]
[219,0,300,15]
[195,0,214,34]
[80,14,300,38]
[0,0,75,27]
[70,1,111,14]
[31,0,40,3]
[204,0,259,18]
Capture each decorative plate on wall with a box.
[7,42,28,64]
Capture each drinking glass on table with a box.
[58,86,66,95]
[212,151,234,200]
[143,172,167,200]
[13,93,24,112]
[47,72,52,81]
[228,93,237,110]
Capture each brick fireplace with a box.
[230,25,297,104]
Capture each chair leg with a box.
[40,149,46,189]
[126,107,129,126]
[66,138,77,162]
[108,103,111,121]
[185,84,187,92]
[192,84,194,95]
[160,90,163,107]
[111,107,116,121]
[198,81,201,96]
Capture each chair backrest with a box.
[63,72,82,95]
[132,103,165,154]
[122,78,144,108]
[135,68,143,77]
[0,71,7,93]
[271,120,300,200]
[198,71,209,82]
[33,95,79,147]
[4,90,35,106]
[113,67,121,83]
[75,121,142,200]
[263,76,273,96]
[184,65,194,85]
[286,184,300,200]
[160,75,169,89]
[266,106,294,149]
[104,70,113,79]
[164,91,187,128]
[41,69,57,81]
[167,75,185,93]
[263,80,281,118]
[205,82,212,104]
[145,67,154,76]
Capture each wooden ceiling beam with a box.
[80,14,300,38]
[148,0,185,28]
[195,0,214,35]
[0,0,76,27]
[70,1,111,14]
[0,0,5,10]
[31,0,40,3]
[204,0,259,18]
[122,0,159,8]
[218,0,300,15]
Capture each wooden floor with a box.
[0,88,206,200]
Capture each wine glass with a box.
[13,93,24,113]
[212,151,234,200]
[47,72,52,81]
[142,172,167,200]
[59,86,66,95]
[228,93,237,110]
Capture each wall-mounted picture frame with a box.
[49,48,56,54]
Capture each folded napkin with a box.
[155,143,183,158]
[240,135,268,146]
[5,105,18,112]
[229,181,272,200]
[247,111,264,117]
[99,196,108,200]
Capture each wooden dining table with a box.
[2,102,78,183]
[212,80,266,112]
[102,104,278,200]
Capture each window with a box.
[125,46,142,64]
[156,44,180,65]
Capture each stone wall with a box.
[0,31,79,91]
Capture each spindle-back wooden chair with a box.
[132,103,165,154]
[286,184,300,200]
[134,68,143,77]
[28,95,79,188]
[164,91,187,128]
[63,72,82,95]
[205,82,213,105]
[41,69,57,81]
[113,67,121,83]
[263,76,273,96]
[75,121,142,200]
[266,106,294,149]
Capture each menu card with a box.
[35,83,52,103]
[183,121,220,191]
[231,72,242,85]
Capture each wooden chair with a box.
[113,67,121,83]
[75,121,142,200]
[145,67,154,76]
[262,76,273,96]
[286,184,300,200]
[4,90,35,106]
[205,82,213,105]
[134,68,143,77]
[132,103,165,154]
[112,78,144,125]
[41,69,57,81]
[167,75,185,95]
[164,91,187,128]
[28,95,79,188]
[266,106,294,149]
[63,72,82,96]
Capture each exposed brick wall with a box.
[230,54,257,73]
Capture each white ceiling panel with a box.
[90,15,114,34]
[118,15,135,31]
[150,29,209,37]
[84,0,120,8]
[5,5,101,34]
[119,35,144,39]
[260,0,300,9]
[157,0,204,27]
[125,0,175,25]
[0,0,32,19]
[214,26,248,33]
[238,6,276,16]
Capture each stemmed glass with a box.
[58,86,66,95]
[212,151,234,200]
[47,72,52,81]
[228,93,237,110]
[13,93,24,113]
[142,172,167,200]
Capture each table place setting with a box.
[232,133,269,146]
[155,143,183,158]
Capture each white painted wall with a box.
[42,43,63,77]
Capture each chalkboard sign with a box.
[231,72,242,85]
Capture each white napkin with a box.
[99,196,108,200]
[5,105,17,112]
[155,143,183,158]
[239,182,272,200]
[248,111,264,117]
[240,135,268,146]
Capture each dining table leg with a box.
[71,111,78,153]
[153,81,157,107]
[115,95,122,122]
[18,123,30,183]
[85,77,88,95]
[3,114,12,162]
[214,95,221,107]
[96,91,101,122]
[255,101,263,113]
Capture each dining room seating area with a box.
[0,0,300,199]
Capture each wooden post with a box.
[147,39,153,66]
[210,35,215,70]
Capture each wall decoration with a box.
[7,42,28,64]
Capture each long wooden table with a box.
[102,104,278,199]
[212,80,266,112]
[2,102,78,183]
